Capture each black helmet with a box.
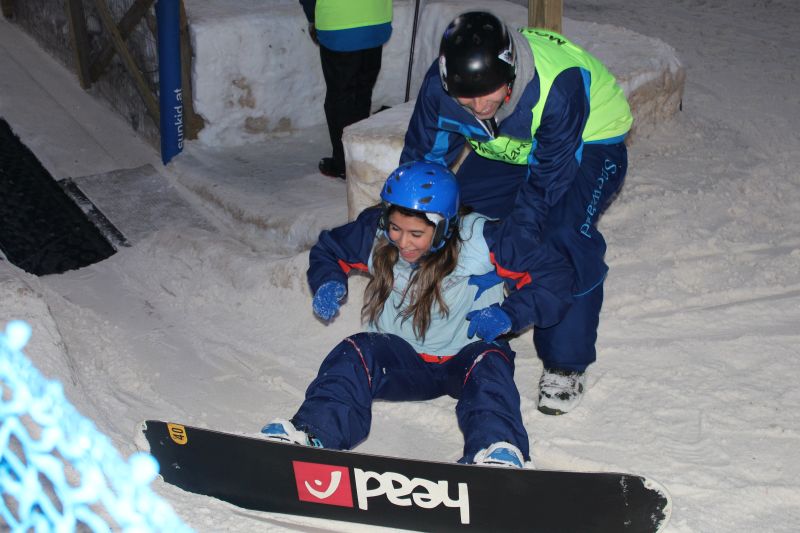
[438,12,516,98]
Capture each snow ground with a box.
[2,0,800,531]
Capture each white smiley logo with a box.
[304,470,342,499]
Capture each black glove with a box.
[307,23,318,45]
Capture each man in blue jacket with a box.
[401,12,633,415]
[299,0,392,179]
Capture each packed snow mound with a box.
[186,0,682,147]
[0,263,69,386]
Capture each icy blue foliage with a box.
[0,320,193,532]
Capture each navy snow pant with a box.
[455,142,628,372]
[292,332,529,463]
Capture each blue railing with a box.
[0,320,193,532]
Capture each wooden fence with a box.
[2,0,202,140]
[0,0,565,143]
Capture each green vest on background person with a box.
[301,0,393,52]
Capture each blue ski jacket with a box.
[308,208,575,357]
[400,29,631,290]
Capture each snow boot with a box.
[472,442,524,468]
[318,157,346,180]
[537,367,587,415]
[261,418,322,447]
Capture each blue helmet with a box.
[380,161,460,252]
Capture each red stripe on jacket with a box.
[338,259,369,274]
[489,252,532,289]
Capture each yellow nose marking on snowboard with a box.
[167,423,188,445]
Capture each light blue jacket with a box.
[307,207,575,357]
[368,213,503,356]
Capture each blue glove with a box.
[312,281,346,321]
[466,304,512,343]
[468,270,504,300]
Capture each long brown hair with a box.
[362,205,463,341]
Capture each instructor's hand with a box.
[468,270,504,299]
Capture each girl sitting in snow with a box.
[262,160,574,467]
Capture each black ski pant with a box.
[319,44,383,171]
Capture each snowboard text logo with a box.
[291,461,470,524]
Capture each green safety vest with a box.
[468,29,633,165]
[315,0,392,31]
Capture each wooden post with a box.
[179,0,203,139]
[65,0,92,89]
[528,0,562,33]
[1,0,13,19]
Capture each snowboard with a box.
[142,420,671,532]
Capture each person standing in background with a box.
[299,0,393,180]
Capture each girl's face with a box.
[387,211,435,263]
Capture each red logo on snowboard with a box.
[292,461,353,507]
